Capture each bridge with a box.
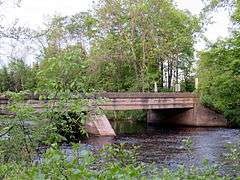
[0,93,227,136]
[98,93,196,110]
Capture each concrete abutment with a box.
[147,103,227,127]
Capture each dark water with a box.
[82,121,240,176]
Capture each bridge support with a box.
[85,113,116,136]
[193,103,227,126]
[147,103,227,127]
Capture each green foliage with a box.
[198,33,240,126]
[224,107,240,125]
[1,1,239,179]
[182,137,193,152]
[0,91,40,163]
[223,142,240,174]
[0,91,89,165]
[0,67,11,92]
[0,143,233,180]
[38,44,88,93]
[0,60,38,92]
[105,110,147,122]
[36,13,94,93]
[198,0,240,125]
[89,0,200,92]
[224,142,240,163]
[43,94,89,143]
[180,77,195,92]
[0,144,145,179]
[1,0,199,93]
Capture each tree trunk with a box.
[176,58,179,85]
[168,60,173,89]
[160,61,164,89]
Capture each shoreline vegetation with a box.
[1,143,240,179]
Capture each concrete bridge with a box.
[0,93,227,136]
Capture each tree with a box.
[38,44,88,93]
[0,66,11,92]
[89,0,200,92]
[199,0,240,126]
[8,59,37,92]
[37,14,93,93]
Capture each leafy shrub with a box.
[224,107,240,127]
[198,35,240,126]
[0,91,88,164]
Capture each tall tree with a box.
[37,14,94,93]
[89,0,200,92]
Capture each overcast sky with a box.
[2,0,230,41]
[1,0,231,64]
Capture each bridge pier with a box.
[193,103,227,126]
[147,110,161,125]
[85,113,116,136]
[147,103,227,127]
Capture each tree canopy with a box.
[0,0,200,93]
[89,0,200,92]
[198,0,240,125]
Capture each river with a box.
[82,120,240,176]
[2,118,239,176]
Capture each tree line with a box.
[0,0,200,93]
[198,0,240,126]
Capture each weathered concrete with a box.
[147,102,227,127]
[98,93,196,110]
[85,113,116,136]
[194,103,227,126]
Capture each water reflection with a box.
[84,136,115,146]
[111,120,146,134]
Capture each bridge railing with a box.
[0,92,198,114]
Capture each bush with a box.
[0,91,88,165]
[198,36,240,126]
[224,107,240,127]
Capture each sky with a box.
[176,0,231,42]
[2,0,230,40]
[0,0,232,64]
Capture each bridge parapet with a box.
[96,92,197,98]
[96,93,197,110]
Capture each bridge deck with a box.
[97,93,197,110]
[0,93,197,113]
